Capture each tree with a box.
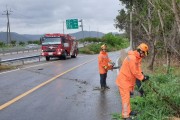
[10,40,16,46]
[115,0,180,72]
[0,41,5,47]
[172,0,180,33]
[28,41,33,44]
[115,9,128,31]
[32,40,40,45]
[19,41,25,46]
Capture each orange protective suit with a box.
[116,50,144,118]
[98,51,111,74]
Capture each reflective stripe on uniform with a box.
[123,103,129,118]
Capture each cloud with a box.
[0,0,124,34]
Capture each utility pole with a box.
[2,6,12,45]
[89,25,90,37]
[63,21,65,34]
[79,19,85,46]
[97,27,99,38]
[129,0,133,50]
[130,10,132,50]
[79,19,84,39]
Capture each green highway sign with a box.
[66,19,79,29]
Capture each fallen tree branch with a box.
[148,82,180,115]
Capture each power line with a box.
[2,6,13,44]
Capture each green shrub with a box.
[131,73,180,119]
[0,41,5,47]
[112,66,180,120]
[78,34,129,54]
[79,44,102,54]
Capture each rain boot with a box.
[105,86,110,89]
[130,111,138,116]
[123,117,132,120]
[100,87,105,92]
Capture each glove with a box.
[104,66,108,69]
[142,75,149,82]
[111,62,115,67]
[108,61,115,66]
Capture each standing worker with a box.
[98,44,113,91]
[116,43,150,120]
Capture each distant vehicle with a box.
[40,33,78,61]
[25,44,39,49]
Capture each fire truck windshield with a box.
[42,37,61,45]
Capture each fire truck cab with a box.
[40,33,78,61]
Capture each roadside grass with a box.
[112,58,180,120]
[0,65,16,72]
[79,43,128,54]
[111,113,122,120]
[79,44,102,54]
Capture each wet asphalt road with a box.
[0,52,122,120]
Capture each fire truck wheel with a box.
[63,51,67,60]
[46,56,50,61]
[71,52,77,58]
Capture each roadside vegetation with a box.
[78,33,129,54]
[0,40,40,48]
[111,0,180,119]
[112,58,180,120]
[130,59,180,120]
[0,40,40,72]
[0,65,16,72]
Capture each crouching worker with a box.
[116,43,150,120]
[98,44,114,91]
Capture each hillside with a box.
[0,32,31,43]
[0,31,105,43]
[70,31,104,39]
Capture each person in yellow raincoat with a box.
[116,43,150,120]
[98,44,113,91]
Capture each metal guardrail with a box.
[0,44,83,65]
[0,47,40,56]
[0,55,42,65]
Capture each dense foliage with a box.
[131,72,180,119]
[79,33,129,54]
[112,0,180,119]
[115,0,180,72]
[0,40,40,47]
[112,65,180,120]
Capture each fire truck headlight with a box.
[57,49,62,52]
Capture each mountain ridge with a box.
[0,31,105,43]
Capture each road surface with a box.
[0,52,122,120]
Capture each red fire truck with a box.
[40,33,78,61]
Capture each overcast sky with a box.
[0,0,124,35]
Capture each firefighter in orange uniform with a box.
[116,43,150,120]
[98,44,113,91]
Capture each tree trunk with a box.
[129,0,133,50]
[148,41,156,71]
[158,10,171,74]
[172,0,180,33]
[167,47,171,74]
